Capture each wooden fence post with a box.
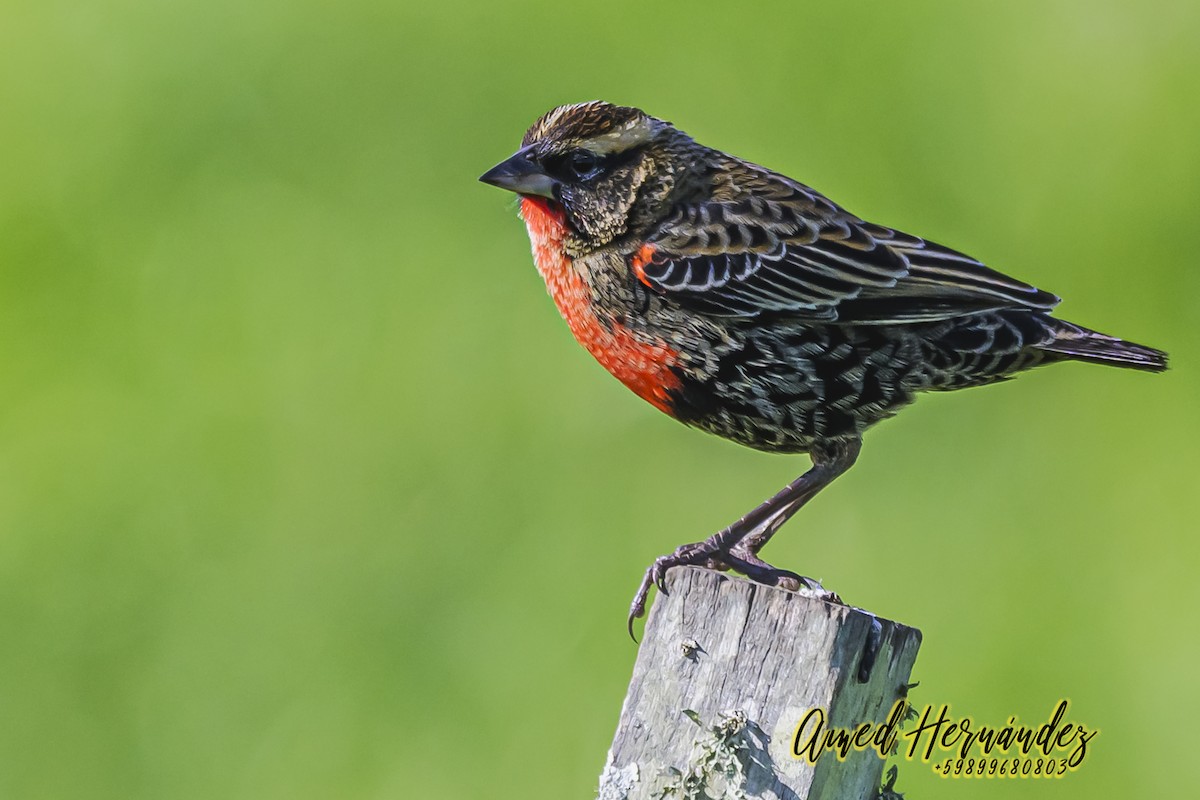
[599,566,922,800]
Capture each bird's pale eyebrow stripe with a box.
[582,117,656,154]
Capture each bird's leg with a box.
[628,438,861,636]
[731,438,861,562]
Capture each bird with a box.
[479,101,1167,635]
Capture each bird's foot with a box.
[724,544,811,592]
[626,539,827,640]
[627,540,723,639]
[723,544,844,604]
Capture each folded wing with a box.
[636,175,1059,324]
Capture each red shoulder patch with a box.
[630,243,657,288]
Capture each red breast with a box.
[520,197,681,414]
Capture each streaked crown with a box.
[521,101,664,154]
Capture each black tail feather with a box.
[1039,322,1168,373]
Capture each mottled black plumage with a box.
[480,101,1168,633]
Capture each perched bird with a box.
[479,101,1167,634]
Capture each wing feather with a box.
[635,172,1059,324]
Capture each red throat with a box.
[519,197,681,413]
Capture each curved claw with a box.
[625,541,726,641]
[653,562,670,593]
[628,567,655,641]
[628,550,702,641]
[628,553,685,641]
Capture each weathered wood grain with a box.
[599,566,921,800]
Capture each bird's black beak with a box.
[479,145,557,199]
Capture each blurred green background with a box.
[1,0,1196,797]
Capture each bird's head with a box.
[480,101,705,254]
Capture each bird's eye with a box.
[544,149,603,183]
[567,150,599,179]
